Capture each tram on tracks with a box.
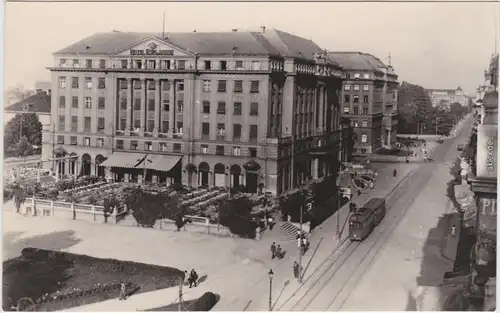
[349,197,386,241]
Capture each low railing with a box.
[20,197,130,224]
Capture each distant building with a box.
[426,86,468,108]
[35,81,52,94]
[43,28,344,195]
[327,51,399,154]
[3,91,51,129]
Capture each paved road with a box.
[271,115,474,311]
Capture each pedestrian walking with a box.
[268,217,275,231]
[393,169,397,177]
[276,245,283,259]
[451,225,456,237]
[405,157,409,164]
[183,270,189,285]
[189,269,199,288]
[271,242,277,259]
[293,261,299,279]
[119,282,127,300]
[369,181,374,189]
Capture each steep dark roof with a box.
[327,52,384,72]
[54,29,338,64]
[4,92,51,114]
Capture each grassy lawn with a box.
[3,248,184,311]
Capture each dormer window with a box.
[85,59,92,68]
[135,60,142,69]
[59,59,67,67]
[177,60,186,70]
[162,60,171,70]
[72,59,80,68]
[363,73,370,79]
[121,60,128,69]
[99,59,106,69]
[354,73,360,78]
[251,61,261,70]
[220,61,227,70]
[148,60,156,69]
[235,61,243,70]
[204,61,212,70]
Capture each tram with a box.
[349,198,386,241]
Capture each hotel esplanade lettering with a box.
[130,42,174,56]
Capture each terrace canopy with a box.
[141,154,181,172]
[100,152,147,169]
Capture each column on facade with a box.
[318,85,324,132]
[140,79,146,133]
[312,158,319,179]
[169,80,175,133]
[126,79,132,131]
[153,79,161,134]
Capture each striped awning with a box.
[100,152,147,169]
[142,154,181,172]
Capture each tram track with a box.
[276,168,416,311]
[275,118,473,311]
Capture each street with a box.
[269,115,474,311]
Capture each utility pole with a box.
[435,116,439,136]
[298,203,303,283]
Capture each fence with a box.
[60,181,109,196]
[21,197,125,224]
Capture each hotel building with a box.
[42,28,344,196]
[327,52,399,154]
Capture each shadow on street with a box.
[3,230,82,261]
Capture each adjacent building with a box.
[467,53,497,310]
[42,28,345,196]
[327,52,399,155]
[427,86,468,108]
[4,90,51,129]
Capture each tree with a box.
[128,190,182,227]
[5,85,35,105]
[397,81,433,134]
[7,136,34,158]
[219,196,256,238]
[4,113,42,157]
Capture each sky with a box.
[3,1,499,97]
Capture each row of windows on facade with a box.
[60,76,262,94]
[60,58,262,71]
[344,84,370,91]
[58,116,106,132]
[59,95,105,109]
[345,95,370,104]
[56,134,258,158]
[343,106,370,115]
[347,73,372,79]
[116,97,261,116]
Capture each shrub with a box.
[187,292,218,311]
[219,196,256,238]
[129,191,182,227]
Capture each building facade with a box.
[427,86,468,108]
[467,53,497,310]
[42,28,344,196]
[327,52,399,154]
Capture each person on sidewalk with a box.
[393,169,397,177]
[268,217,275,231]
[119,282,127,300]
[293,261,299,279]
[276,245,283,259]
[189,269,199,288]
[451,225,456,237]
[183,270,190,286]
[271,242,277,259]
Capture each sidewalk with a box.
[441,212,461,261]
[213,162,418,311]
[62,284,207,312]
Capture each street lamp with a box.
[268,269,274,311]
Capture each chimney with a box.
[231,29,238,32]
[261,26,266,33]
